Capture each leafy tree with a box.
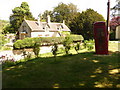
[111,1,120,17]
[53,3,78,26]
[110,1,120,40]
[3,24,14,34]
[110,16,120,30]
[70,9,105,40]
[53,3,70,23]
[41,10,53,22]
[110,16,120,40]
[41,2,78,27]
[10,2,35,33]
[0,20,9,33]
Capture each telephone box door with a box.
[93,22,109,55]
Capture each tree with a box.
[41,2,79,27]
[53,3,78,27]
[0,20,9,33]
[111,0,120,17]
[109,1,120,40]
[41,10,53,22]
[69,9,105,40]
[110,16,120,30]
[3,24,14,34]
[10,2,35,33]
[52,2,69,23]
[109,16,120,40]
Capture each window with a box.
[45,34,49,36]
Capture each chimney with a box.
[63,20,65,24]
[47,15,51,23]
[37,15,41,26]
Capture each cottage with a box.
[18,15,70,39]
[116,25,120,39]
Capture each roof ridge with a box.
[24,20,33,30]
[22,20,70,32]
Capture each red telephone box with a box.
[93,22,109,55]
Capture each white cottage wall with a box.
[116,26,120,39]
[31,32,60,37]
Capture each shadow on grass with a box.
[2,51,120,88]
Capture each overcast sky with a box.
[0,0,117,20]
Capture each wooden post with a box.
[106,0,110,37]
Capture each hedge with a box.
[13,35,84,49]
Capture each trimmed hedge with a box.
[13,35,84,49]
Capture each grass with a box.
[2,41,120,88]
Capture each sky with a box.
[0,0,117,21]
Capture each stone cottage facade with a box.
[18,15,70,39]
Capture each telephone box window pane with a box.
[96,28,105,37]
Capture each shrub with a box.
[83,39,94,51]
[33,43,40,58]
[63,36,73,54]
[51,42,58,61]
[74,42,81,53]
[13,35,84,49]
[22,38,35,48]
[70,35,84,41]
[13,40,24,49]
[0,34,9,49]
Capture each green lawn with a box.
[2,41,120,88]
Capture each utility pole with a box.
[106,0,110,40]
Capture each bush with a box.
[51,42,58,61]
[13,35,84,49]
[83,39,94,51]
[23,38,36,48]
[70,35,84,41]
[63,36,73,54]
[33,43,40,58]
[74,42,81,53]
[13,40,24,49]
[0,34,8,49]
